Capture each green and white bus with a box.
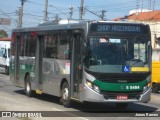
[10,20,152,108]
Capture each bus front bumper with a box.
[83,85,151,103]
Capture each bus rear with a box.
[83,21,152,107]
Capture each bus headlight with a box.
[143,75,151,93]
[86,80,93,89]
[143,82,151,93]
[86,80,100,93]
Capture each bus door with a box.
[71,32,83,99]
[14,36,21,85]
[35,35,43,90]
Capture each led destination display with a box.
[90,23,149,33]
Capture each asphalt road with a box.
[0,73,160,120]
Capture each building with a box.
[114,10,160,48]
[128,10,160,48]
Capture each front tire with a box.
[5,66,9,75]
[61,82,71,107]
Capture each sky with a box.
[0,0,160,37]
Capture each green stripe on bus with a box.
[93,79,148,92]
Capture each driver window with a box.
[134,43,146,62]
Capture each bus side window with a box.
[58,31,71,60]
[29,36,36,57]
[43,33,58,59]
[64,45,69,59]
[0,48,3,57]
[0,48,7,58]
[3,48,7,58]
[24,34,36,57]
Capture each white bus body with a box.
[0,40,11,74]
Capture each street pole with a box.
[69,5,73,19]
[44,0,48,21]
[18,0,26,28]
[18,7,21,28]
[101,10,105,20]
[79,0,84,19]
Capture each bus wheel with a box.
[61,82,71,107]
[25,75,33,97]
[152,83,159,93]
[5,66,9,75]
[115,103,129,108]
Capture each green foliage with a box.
[0,29,8,38]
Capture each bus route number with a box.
[126,86,140,90]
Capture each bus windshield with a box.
[85,36,151,73]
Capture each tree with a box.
[0,29,8,38]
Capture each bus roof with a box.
[38,19,146,26]
[12,20,149,33]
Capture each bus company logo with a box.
[118,80,127,83]
[2,112,11,117]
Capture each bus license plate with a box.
[116,95,128,100]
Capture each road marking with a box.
[51,107,89,120]
[51,107,62,111]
